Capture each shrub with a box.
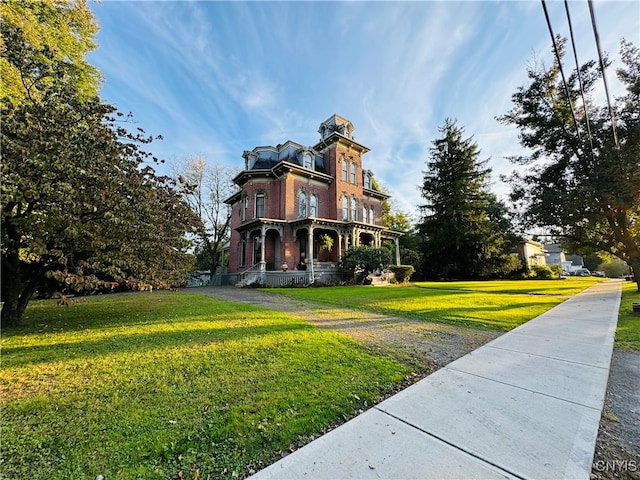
[338,247,393,284]
[390,265,415,283]
[530,264,556,280]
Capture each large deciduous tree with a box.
[418,119,519,279]
[1,0,199,327]
[498,39,640,290]
[175,157,236,284]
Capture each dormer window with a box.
[303,152,313,169]
[364,173,371,189]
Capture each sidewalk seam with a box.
[482,344,610,370]
[373,406,526,480]
[443,366,604,411]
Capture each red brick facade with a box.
[224,115,401,278]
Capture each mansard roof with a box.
[242,141,326,173]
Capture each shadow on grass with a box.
[2,320,311,368]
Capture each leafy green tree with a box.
[174,157,236,284]
[499,39,640,290]
[583,253,605,272]
[418,119,518,279]
[1,0,199,326]
[338,246,392,284]
[598,257,629,278]
[0,0,100,105]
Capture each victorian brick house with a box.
[224,114,402,285]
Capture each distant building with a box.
[544,243,583,273]
[564,254,585,272]
[513,240,548,267]
[223,114,402,286]
[544,243,566,266]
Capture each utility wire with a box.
[564,0,595,159]
[588,0,620,149]
[541,0,582,141]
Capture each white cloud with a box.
[89,0,640,217]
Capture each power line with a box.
[564,0,595,159]
[541,0,582,141]
[588,0,620,149]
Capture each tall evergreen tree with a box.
[418,119,518,279]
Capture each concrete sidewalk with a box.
[249,280,623,480]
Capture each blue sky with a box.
[88,0,639,217]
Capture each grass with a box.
[264,277,605,331]
[3,276,636,479]
[616,281,640,350]
[0,293,409,480]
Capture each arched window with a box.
[255,193,265,218]
[364,173,371,189]
[310,194,318,217]
[341,158,347,181]
[370,207,375,224]
[350,197,357,220]
[342,196,348,220]
[303,152,313,169]
[299,191,307,217]
[350,163,356,184]
[242,194,248,221]
[363,206,367,223]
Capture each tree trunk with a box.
[629,259,640,293]
[1,254,21,328]
[1,252,42,328]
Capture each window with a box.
[299,191,307,217]
[364,173,371,189]
[342,196,348,220]
[341,159,347,182]
[350,197,357,221]
[310,194,318,217]
[350,163,356,184]
[243,194,248,221]
[363,206,367,223]
[240,239,246,267]
[303,152,313,169]
[255,193,265,218]
[370,207,375,224]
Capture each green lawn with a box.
[2,277,636,479]
[616,281,640,350]
[0,293,409,480]
[264,277,605,331]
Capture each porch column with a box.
[338,234,343,262]
[260,227,266,282]
[308,225,314,281]
[395,237,401,265]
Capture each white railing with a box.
[264,271,310,287]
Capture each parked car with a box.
[592,271,606,277]
[574,268,591,276]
